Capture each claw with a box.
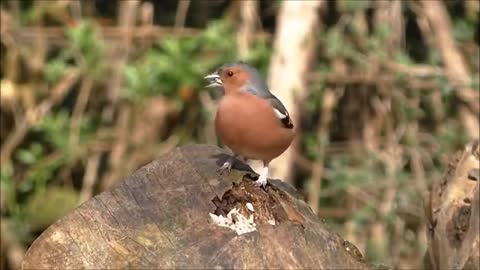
[217,160,233,175]
[253,176,267,187]
[253,165,269,188]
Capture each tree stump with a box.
[22,144,372,269]
[425,139,480,269]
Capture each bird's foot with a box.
[217,160,233,175]
[253,165,269,188]
[253,175,268,187]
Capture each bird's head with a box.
[204,62,269,95]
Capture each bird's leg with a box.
[254,162,269,187]
[217,154,237,175]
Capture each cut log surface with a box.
[22,144,372,269]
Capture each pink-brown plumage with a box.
[215,91,294,163]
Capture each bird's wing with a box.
[242,83,294,129]
[266,95,294,129]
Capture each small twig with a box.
[68,0,82,21]
[101,106,130,191]
[199,91,217,145]
[79,153,101,203]
[309,88,337,214]
[237,0,258,58]
[9,25,272,46]
[100,1,139,191]
[174,0,191,33]
[139,2,154,48]
[1,220,26,270]
[69,75,94,150]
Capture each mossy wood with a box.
[22,144,371,269]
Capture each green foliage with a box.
[452,19,476,42]
[324,28,345,58]
[123,20,272,103]
[471,73,480,90]
[123,20,237,102]
[14,110,95,194]
[65,21,105,76]
[23,187,79,228]
[326,153,383,192]
[44,21,104,84]
[44,57,69,84]
[243,40,272,73]
[0,164,17,214]
[35,111,71,150]
[394,51,414,66]
[16,143,44,165]
[338,0,370,13]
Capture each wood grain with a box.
[22,144,371,269]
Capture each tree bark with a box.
[267,0,324,183]
[22,144,372,269]
[424,140,480,270]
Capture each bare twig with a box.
[68,0,82,21]
[308,88,337,214]
[308,59,345,214]
[99,0,139,191]
[101,107,130,191]
[421,0,479,139]
[1,220,26,270]
[69,75,94,150]
[79,153,101,203]
[237,0,258,58]
[174,0,191,33]
[199,91,218,145]
[139,1,154,48]
[9,25,272,46]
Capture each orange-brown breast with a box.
[215,91,295,163]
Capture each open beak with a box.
[204,72,223,88]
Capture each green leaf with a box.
[23,187,79,228]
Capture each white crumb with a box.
[210,208,256,235]
[246,202,254,212]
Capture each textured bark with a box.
[425,140,480,270]
[267,0,324,183]
[22,144,372,269]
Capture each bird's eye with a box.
[227,71,234,77]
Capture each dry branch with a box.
[6,25,272,47]
[425,140,480,270]
[237,0,258,58]
[1,220,26,270]
[421,0,479,139]
[22,144,373,269]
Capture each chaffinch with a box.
[204,62,295,187]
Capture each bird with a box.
[204,62,295,187]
